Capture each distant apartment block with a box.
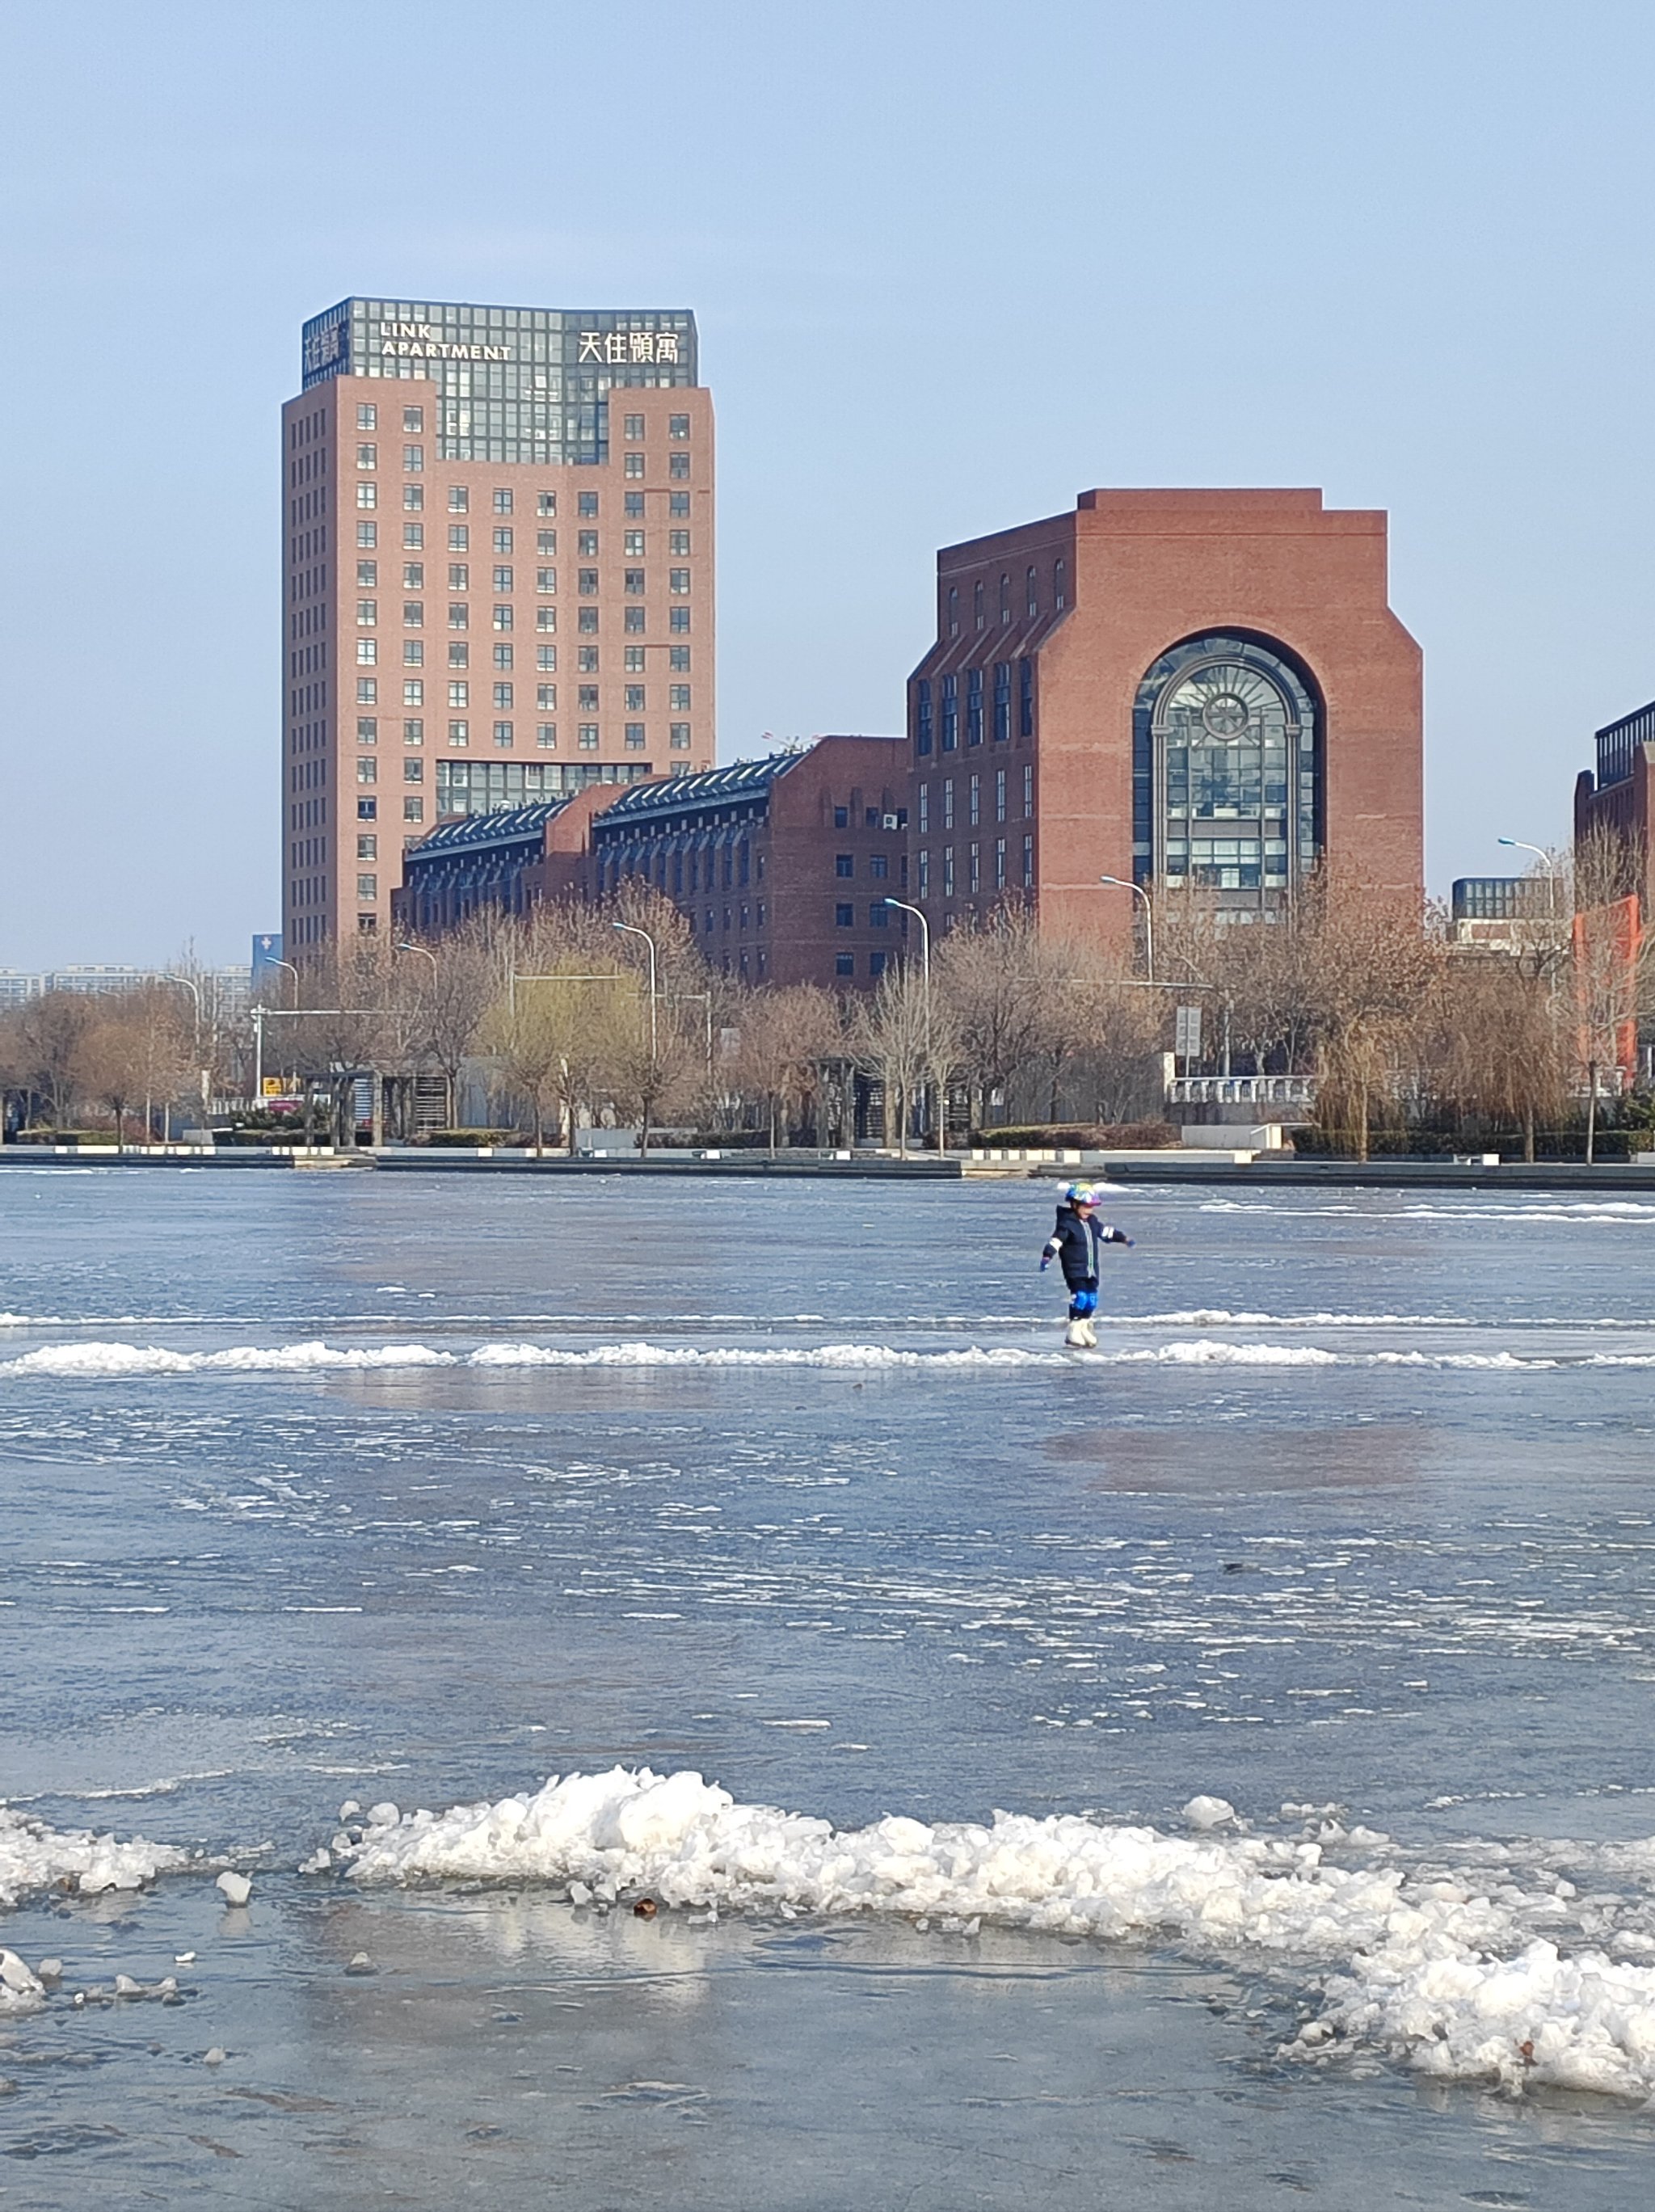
[283,297,714,953]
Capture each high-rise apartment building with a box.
[281,298,714,950]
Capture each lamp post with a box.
[1497,836,1562,923]
[395,940,438,975]
[1099,874,1155,984]
[612,922,660,1157]
[251,959,299,1100]
[161,974,209,1134]
[883,898,933,1152]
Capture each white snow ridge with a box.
[0,1805,187,1915]
[336,1767,1655,2100]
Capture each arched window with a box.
[1131,633,1322,917]
[1053,558,1066,610]
[999,572,1010,624]
[973,579,985,630]
[946,585,958,638]
[1025,565,1038,618]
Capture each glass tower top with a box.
[300,297,698,466]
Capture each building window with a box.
[669,684,690,709]
[916,678,933,756]
[448,720,469,746]
[973,579,984,631]
[917,849,929,898]
[669,645,689,671]
[356,678,377,704]
[969,774,981,827]
[356,562,378,588]
[405,796,424,822]
[357,757,377,784]
[537,609,557,634]
[669,608,689,633]
[917,784,929,833]
[579,685,599,710]
[357,912,378,933]
[625,453,645,478]
[356,442,377,470]
[404,523,423,550]
[493,528,513,554]
[403,757,423,782]
[670,723,691,749]
[537,567,557,596]
[1054,558,1066,610]
[995,767,1007,822]
[869,902,888,928]
[624,529,645,555]
[402,600,423,628]
[536,647,558,674]
[869,950,887,978]
[403,680,423,707]
[356,482,377,509]
[626,607,647,633]
[1000,572,1011,625]
[357,874,377,900]
[537,530,558,557]
[356,834,377,861]
[669,491,689,518]
[579,492,599,517]
[579,608,599,634]
[625,569,645,596]
[448,487,469,512]
[836,853,854,878]
[625,723,646,750]
[870,853,888,879]
[403,484,423,512]
[537,683,557,709]
[356,717,377,744]
[405,718,423,744]
[449,525,469,552]
[966,668,983,746]
[537,724,557,748]
[449,641,469,667]
[943,846,955,898]
[358,798,377,819]
[1026,565,1038,618]
[494,646,514,672]
[357,521,377,548]
[669,453,689,479]
[836,903,854,927]
[356,638,377,664]
[493,722,513,748]
[1018,657,1034,739]
[941,673,958,752]
[993,661,1011,743]
[537,491,557,516]
[579,724,599,750]
[403,407,423,432]
[448,680,469,706]
[625,684,646,710]
[836,953,855,977]
[624,492,645,519]
[995,838,1007,891]
[946,585,959,638]
[493,681,513,707]
[579,569,599,596]
[357,403,377,430]
[669,529,690,555]
[669,414,689,439]
[1022,833,1034,887]
[624,413,644,440]
[493,489,513,515]
[943,778,954,828]
[403,642,423,666]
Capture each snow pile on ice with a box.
[0,1805,187,1911]
[336,1766,1655,2100]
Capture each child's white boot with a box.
[1080,1317,1098,1348]
[1064,1318,1089,1348]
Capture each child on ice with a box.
[1040,1183,1134,1347]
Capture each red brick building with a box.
[282,298,713,954]
[906,488,1422,951]
[1575,699,1655,917]
[585,738,908,986]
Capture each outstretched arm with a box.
[1099,1224,1135,1248]
[1038,1233,1063,1270]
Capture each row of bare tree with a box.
[2,842,1649,1155]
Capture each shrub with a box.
[971,1122,1179,1150]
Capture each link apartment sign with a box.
[376,321,510,363]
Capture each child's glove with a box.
[1038,1256,1051,1271]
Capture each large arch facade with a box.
[1131,631,1324,918]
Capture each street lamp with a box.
[883,898,934,1153]
[611,922,659,1057]
[1099,874,1155,984]
[161,974,210,1135]
[251,960,299,1100]
[1497,836,1561,923]
[395,940,438,975]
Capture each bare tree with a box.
[1570,824,1651,1163]
[0,992,98,1131]
[725,985,842,1153]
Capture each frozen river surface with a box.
[2,1166,1655,2206]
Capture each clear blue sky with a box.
[2,0,1651,967]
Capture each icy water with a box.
[2,1167,1655,2206]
